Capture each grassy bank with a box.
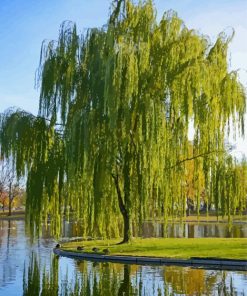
[0,210,25,220]
[61,238,247,260]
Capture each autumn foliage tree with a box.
[0,160,23,215]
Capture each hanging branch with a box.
[109,0,125,25]
[167,150,227,169]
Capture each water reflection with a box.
[0,220,246,296]
[0,220,18,289]
[60,220,247,240]
[0,220,55,295]
[141,222,247,238]
[23,254,247,296]
[23,255,59,296]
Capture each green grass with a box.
[61,238,247,260]
[0,210,25,220]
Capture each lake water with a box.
[141,221,247,238]
[0,220,246,295]
[61,219,247,240]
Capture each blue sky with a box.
[0,0,246,155]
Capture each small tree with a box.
[0,161,9,212]
[7,180,22,216]
[0,190,8,212]
[0,160,23,215]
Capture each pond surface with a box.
[62,219,247,240]
[141,221,247,238]
[0,220,246,295]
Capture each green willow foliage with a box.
[0,0,246,239]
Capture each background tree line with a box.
[0,159,25,215]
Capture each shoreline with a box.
[59,237,247,270]
[53,248,247,271]
[0,216,25,221]
[0,211,25,221]
[150,219,247,224]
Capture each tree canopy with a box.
[0,0,246,241]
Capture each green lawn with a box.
[0,210,25,220]
[61,238,247,260]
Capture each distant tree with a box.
[0,160,23,215]
[0,191,8,212]
[0,167,7,211]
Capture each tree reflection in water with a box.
[0,220,18,288]
[23,254,59,296]
[23,254,244,296]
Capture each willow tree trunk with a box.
[112,174,132,243]
[118,265,131,295]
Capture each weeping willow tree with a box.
[0,0,246,242]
